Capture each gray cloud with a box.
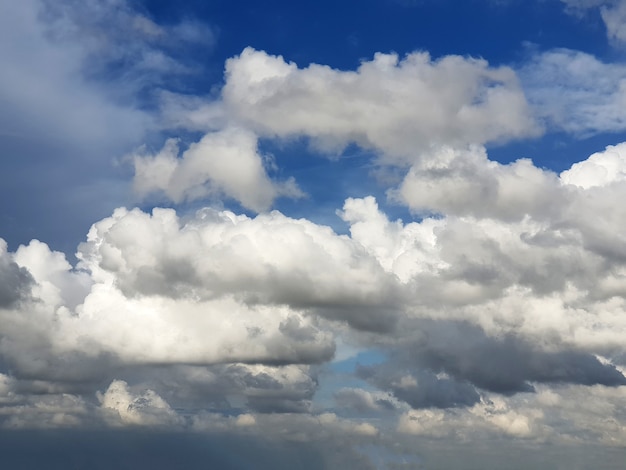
[357,365,482,409]
[333,388,398,413]
[402,320,626,393]
[0,244,33,308]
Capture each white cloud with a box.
[77,204,400,331]
[221,47,539,163]
[6,138,626,399]
[561,142,626,188]
[333,387,404,415]
[13,239,91,310]
[7,0,626,460]
[98,380,183,427]
[5,81,626,450]
[391,145,562,221]
[133,127,303,212]
[520,48,626,135]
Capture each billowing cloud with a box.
[5,139,626,418]
[221,47,539,163]
[4,2,626,463]
[561,141,626,188]
[133,127,303,211]
[392,144,563,220]
[98,380,183,427]
[78,204,401,332]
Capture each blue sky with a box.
[3,0,626,468]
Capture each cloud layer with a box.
[4,140,626,452]
[4,0,626,467]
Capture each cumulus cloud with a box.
[5,4,626,455]
[561,141,626,188]
[392,145,563,220]
[133,128,303,211]
[220,47,539,163]
[77,204,401,332]
[6,139,626,405]
[4,140,626,457]
[98,380,183,427]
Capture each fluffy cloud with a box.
[221,47,539,163]
[3,144,626,397]
[4,8,626,451]
[77,204,401,332]
[561,142,626,188]
[4,140,626,455]
[98,380,183,427]
[392,145,562,220]
[7,141,626,402]
[133,128,303,211]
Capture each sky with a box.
[3,0,626,468]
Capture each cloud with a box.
[397,394,541,439]
[0,0,216,252]
[77,204,401,332]
[8,139,626,391]
[0,240,34,308]
[520,48,626,135]
[220,47,539,163]
[4,140,626,453]
[5,14,626,453]
[561,142,626,188]
[333,388,400,413]
[0,417,380,469]
[133,128,303,212]
[392,145,563,221]
[98,380,183,427]
[601,1,626,42]
[357,365,482,409]
[39,0,216,88]
[561,0,626,44]
[0,0,151,151]
[403,320,626,393]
